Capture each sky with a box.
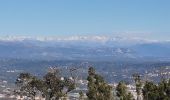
[0,0,170,40]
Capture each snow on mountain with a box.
[0,35,170,61]
[0,35,108,41]
[0,35,162,44]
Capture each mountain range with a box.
[0,35,170,61]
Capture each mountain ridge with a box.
[0,36,170,61]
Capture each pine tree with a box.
[132,73,142,100]
[142,81,159,100]
[86,67,113,100]
[79,91,84,100]
[116,81,134,100]
[142,79,170,100]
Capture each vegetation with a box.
[143,79,170,100]
[86,67,113,100]
[14,67,170,100]
[15,68,75,100]
[116,81,134,100]
[79,91,84,100]
[132,73,142,100]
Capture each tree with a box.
[132,73,142,100]
[142,81,159,100]
[142,79,170,100]
[15,68,75,100]
[157,79,170,99]
[41,69,75,100]
[79,91,84,100]
[116,81,134,100]
[86,67,113,100]
[15,73,43,99]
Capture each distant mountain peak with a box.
[0,35,166,44]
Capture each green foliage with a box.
[15,67,170,100]
[15,73,42,99]
[79,91,84,100]
[127,93,134,100]
[86,67,113,100]
[142,79,170,100]
[15,69,75,100]
[142,81,159,100]
[116,81,134,100]
[132,73,142,100]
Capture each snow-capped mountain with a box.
[0,35,159,43]
[0,35,170,61]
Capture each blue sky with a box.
[0,0,170,40]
